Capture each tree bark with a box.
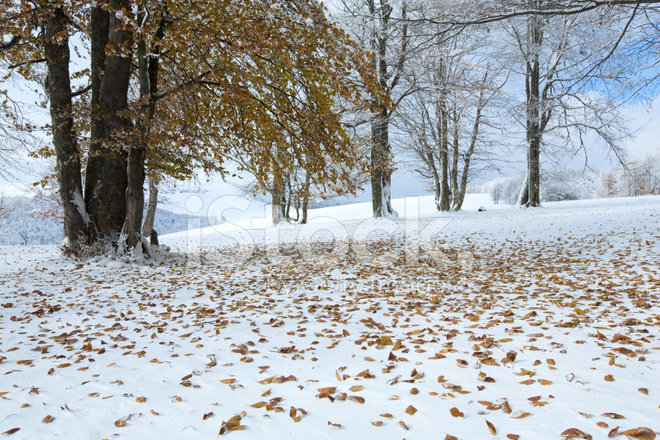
[141,176,159,237]
[44,6,89,244]
[521,12,543,207]
[301,172,311,224]
[85,0,132,240]
[371,108,396,217]
[437,97,451,211]
[271,173,284,224]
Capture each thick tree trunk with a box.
[44,6,89,244]
[371,109,397,218]
[521,13,543,207]
[123,146,145,248]
[85,0,132,240]
[141,176,159,237]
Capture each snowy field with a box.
[1,194,659,439]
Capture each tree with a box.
[398,21,505,211]
[1,0,377,254]
[497,1,630,206]
[338,0,418,218]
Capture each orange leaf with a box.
[450,407,464,418]
[42,415,55,424]
[486,419,496,435]
[619,427,656,440]
[560,428,592,439]
[405,405,417,416]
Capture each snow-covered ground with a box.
[1,194,659,439]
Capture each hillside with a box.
[0,195,659,439]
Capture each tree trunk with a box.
[44,6,89,245]
[450,107,460,201]
[522,13,543,207]
[85,0,132,240]
[141,176,159,237]
[453,89,485,211]
[301,172,311,224]
[437,98,451,211]
[271,173,284,224]
[371,109,396,218]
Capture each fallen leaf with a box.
[405,405,417,415]
[203,412,214,420]
[371,421,383,427]
[510,411,532,419]
[42,415,55,424]
[602,412,625,419]
[486,419,496,435]
[348,395,365,404]
[1,428,20,435]
[561,428,592,439]
[450,407,464,418]
[136,396,147,403]
[619,427,656,440]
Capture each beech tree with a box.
[1,0,376,253]
[397,21,505,211]
[337,0,418,218]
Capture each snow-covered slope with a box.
[1,195,659,440]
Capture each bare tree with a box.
[496,1,631,206]
[397,21,506,211]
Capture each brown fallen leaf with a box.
[42,415,55,424]
[538,379,554,385]
[371,421,383,427]
[619,427,656,440]
[136,396,147,403]
[349,386,363,392]
[399,421,409,430]
[519,379,536,385]
[203,412,214,420]
[602,412,625,419]
[328,421,341,428]
[560,428,592,439]
[486,419,496,435]
[445,436,458,440]
[348,395,365,404]
[604,374,615,382]
[219,415,244,435]
[638,388,649,395]
[405,405,417,415]
[1,428,20,435]
[507,435,520,440]
[450,407,464,418]
[510,411,532,419]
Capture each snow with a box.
[1,194,660,439]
